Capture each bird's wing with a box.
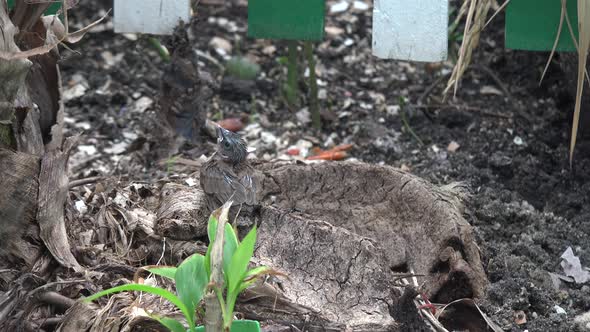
[238,172,256,205]
[200,160,254,206]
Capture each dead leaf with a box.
[0,9,110,60]
[218,118,245,132]
[561,246,590,283]
[447,141,460,152]
[306,151,347,161]
[479,85,503,95]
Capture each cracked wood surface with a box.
[257,161,487,303]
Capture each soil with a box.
[46,0,590,331]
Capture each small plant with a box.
[147,36,171,62]
[398,96,424,146]
[85,202,274,332]
[284,41,299,107]
[278,41,322,129]
[225,56,261,81]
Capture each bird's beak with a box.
[216,126,224,142]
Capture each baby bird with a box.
[200,126,257,212]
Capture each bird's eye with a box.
[223,141,231,148]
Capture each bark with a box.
[37,136,82,271]
[155,183,210,240]
[0,2,81,272]
[0,150,42,268]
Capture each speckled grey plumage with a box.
[200,126,256,212]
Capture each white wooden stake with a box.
[114,0,191,35]
[372,0,448,62]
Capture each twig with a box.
[36,291,76,311]
[39,317,63,329]
[418,73,452,105]
[68,176,103,189]
[473,65,532,123]
[399,270,449,332]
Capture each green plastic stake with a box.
[196,320,260,332]
[6,0,61,15]
[247,0,325,41]
[505,0,578,52]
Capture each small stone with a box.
[122,33,138,41]
[353,1,369,10]
[260,131,277,144]
[262,45,276,55]
[386,105,400,116]
[447,141,460,152]
[554,305,567,315]
[209,37,232,56]
[74,200,87,214]
[325,26,344,36]
[131,96,153,113]
[330,1,349,13]
[63,83,87,102]
[217,17,229,26]
[101,51,124,69]
[78,145,97,155]
[296,108,311,125]
[575,311,590,331]
[324,132,338,147]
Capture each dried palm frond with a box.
[444,0,493,97]
[571,0,590,165]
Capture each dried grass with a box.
[444,0,492,97]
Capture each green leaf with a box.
[147,266,177,280]
[84,284,195,329]
[154,317,186,332]
[207,214,219,243]
[205,242,212,278]
[175,254,208,320]
[238,266,272,293]
[228,226,257,294]
[244,266,272,280]
[207,214,239,284]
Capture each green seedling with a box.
[303,41,320,129]
[225,56,261,80]
[165,155,179,174]
[283,41,299,108]
[85,203,273,332]
[398,96,424,146]
[147,36,171,62]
